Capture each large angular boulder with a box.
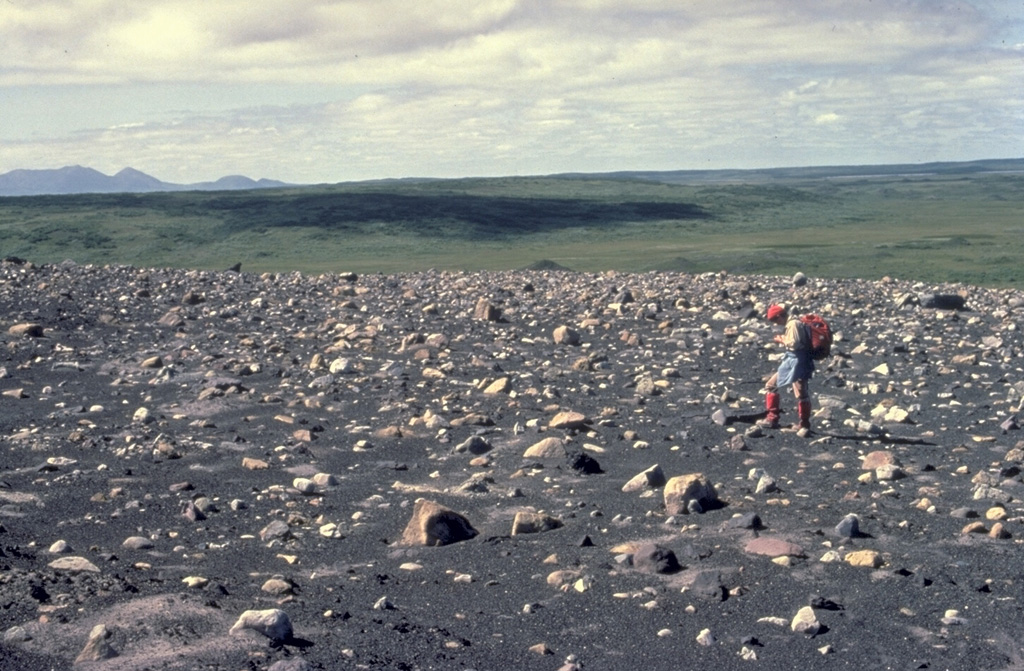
[523,437,566,459]
[664,473,719,514]
[511,511,563,535]
[229,609,293,642]
[473,297,500,321]
[74,624,118,663]
[553,325,581,345]
[399,499,478,546]
[623,464,667,493]
[8,323,44,337]
[632,543,682,574]
[548,411,589,430]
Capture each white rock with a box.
[791,606,822,635]
[122,536,155,550]
[48,540,72,554]
[312,472,338,487]
[884,406,911,423]
[229,608,293,642]
[755,475,778,494]
[876,464,905,481]
[329,358,354,374]
[48,556,100,573]
[293,477,317,494]
[319,523,342,538]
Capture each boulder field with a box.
[1,258,1023,670]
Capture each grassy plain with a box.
[0,166,1022,287]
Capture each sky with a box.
[1,0,1022,184]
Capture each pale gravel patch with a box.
[12,595,253,671]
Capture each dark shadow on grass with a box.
[204,192,712,239]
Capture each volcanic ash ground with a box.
[2,259,1024,670]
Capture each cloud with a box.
[0,0,998,84]
[1,1,1021,181]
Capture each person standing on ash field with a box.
[757,304,831,435]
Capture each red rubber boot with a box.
[757,392,781,429]
[784,400,812,433]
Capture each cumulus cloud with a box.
[0,0,1021,181]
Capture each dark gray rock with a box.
[632,543,682,574]
[834,514,860,538]
[920,293,966,310]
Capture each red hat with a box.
[766,304,786,320]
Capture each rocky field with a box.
[2,258,1024,671]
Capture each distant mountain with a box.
[112,167,167,192]
[0,165,293,197]
[191,175,288,190]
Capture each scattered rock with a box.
[553,325,581,345]
[845,549,884,568]
[664,473,718,514]
[473,297,500,321]
[622,464,667,492]
[0,262,1021,671]
[48,556,100,573]
[523,437,566,459]
[511,511,563,535]
[229,608,294,642]
[8,322,44,337]
[744,537,806,559]
[791,606,822,636]
[549,411,589,430]
[834,514,860,538]
[632,543,682,574]
[399,499,478,546]
[74,624,117,663]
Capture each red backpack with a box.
[799,314,833,360]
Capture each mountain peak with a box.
[114,167,151,177]
[112,167,166,190]
[57,165,104,175]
